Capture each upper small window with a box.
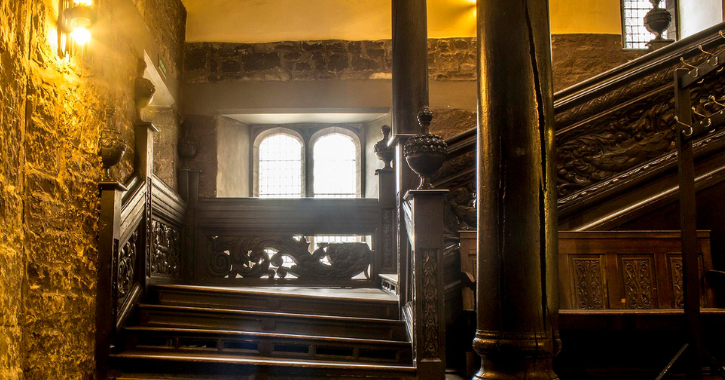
[622,0,676,49]
[258,133,303,198]
[313,133,358,198]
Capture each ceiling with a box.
[181,0,478,43]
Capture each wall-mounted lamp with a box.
[58,0,96,58]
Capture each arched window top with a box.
[255,129,304,198]
[311,128,361,198]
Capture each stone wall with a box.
[184,38,477,83]
[184,35,641,92]
[551,34,644,91]
[0,0,185,378]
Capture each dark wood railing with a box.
[96,122,186,379]
[435,22,725,232]
[180,187,382,287]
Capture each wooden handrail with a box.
[434,22,725,231]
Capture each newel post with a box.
[405,189,448,380]
[95,182,125,380]
[96,106,128,380]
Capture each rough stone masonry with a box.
[0,0,185,378]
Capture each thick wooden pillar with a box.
[473,1,560,379]
[392,0,429,307]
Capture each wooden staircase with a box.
[109,284,416,380]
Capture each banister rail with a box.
[181,187,383,287]
[434,22,725,233]
[96,74,188,379]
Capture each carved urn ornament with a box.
[644,0,672,42]
[404,106,448,189]
[134,58,156,123]
[374,125,395,169]
[98,107,127,182]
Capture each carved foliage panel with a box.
[151,219,181,277]
[621,256,656,309]
[556,65,725,200]
[204,234,372,281]
[382,209,395,272]
[420,249,440,358]
[117,230,139,310]
[668,255,705,308]
[570,256,607,310]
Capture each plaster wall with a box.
[679,0,723,38]
[217,118,250,197]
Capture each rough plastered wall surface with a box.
[0,0,185,378]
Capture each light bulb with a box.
[70,27,91,46]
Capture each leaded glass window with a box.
[623,0,672,49]
[313,133,358,198]
[258,133,303,198]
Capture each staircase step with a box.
[110,351,416,380]
[123,326,412,365]
[138,304,408,341]
[150,284,399,319]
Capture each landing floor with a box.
[160,284,397,302]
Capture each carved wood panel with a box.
[421,249,440,358]
[557,231,715,310]
[381,208,395,273]
[200,233,372,283]
[667,254,706,308]
[117,230,139,310]
[151,219,181,277]
[621,256,656,309]
[570,256,607,310]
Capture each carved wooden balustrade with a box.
[436,22,725,232]
[96,123,186,378]
[180,178,384,287]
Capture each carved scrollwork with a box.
[573,258,605,309]
[556,56,725,200]
[421,249,440,358]
[205,235,371,281]
[118,231,138,300]
[622,258,654,309]
[382,209,395,271]
[151,220,181,277]
[670,257,684,308]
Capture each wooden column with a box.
[391,0,429,307]
[473,1,560,379]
